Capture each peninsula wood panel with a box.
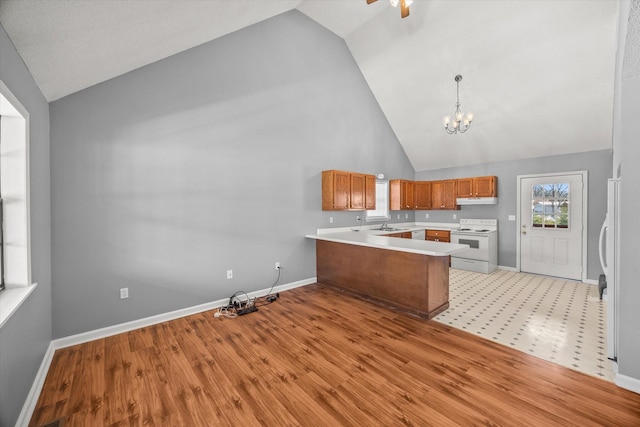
[30,284,640,427]
[315,240,448,318]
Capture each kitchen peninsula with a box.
[306,227,469,319]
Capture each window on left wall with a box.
[0,81,33,327]
[0,151,4,293]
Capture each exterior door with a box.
[519,173,584,280]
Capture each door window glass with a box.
[531,183,569,229]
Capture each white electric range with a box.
[450,219,498,273]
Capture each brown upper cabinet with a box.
[322,170,376,211]
[431,179,459,210]
[457,176,498,198]
[365,174,376,210]
[414,181,432,210]
[389,179,415,210]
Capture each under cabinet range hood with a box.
[456,197,498,205]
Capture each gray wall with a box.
[617,0,640,386]
[0,24,52,427]
[49,11,414,338]
[415,149,611,281]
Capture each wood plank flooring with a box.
[30,284,640,426]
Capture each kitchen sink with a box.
[378,227,406,231]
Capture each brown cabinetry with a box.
[425,229,450,243]
[414,181,432,210]
[389,179,415,210]
[431,180,458,210]
[457,176,497,198]
[387,231,412,239]
[365,174,376,210]
[350,173,366,210]
[322,170,376,211]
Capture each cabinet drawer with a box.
[425,229,450,242]
[426,230,450,238]
[387,232,412,239]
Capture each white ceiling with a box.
[0,0,620,171]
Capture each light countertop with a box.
[314,221,460,235]
[305,227,469,257]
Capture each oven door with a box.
[450,233,490,261]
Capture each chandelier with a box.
[443,75,473,134]
[366,0,414,18]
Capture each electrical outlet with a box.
[120,288,129,299]
[405,213,409,219]
[508,215,516,221]
[356,215,361,221]
[329,216,334,223]
[425,213,429,219]
[397,214,400,219]
[453,214,457,220]
[227,269,233,279]
[275,262,280,270]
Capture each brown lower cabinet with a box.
[387,232,412,239]
[425,229,450,243]
[315,240,449,319]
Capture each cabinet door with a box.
[475,176,497,197]
[443,180,458,209]
[322,170,350,210]
[457,178,473,197]
[415,181,432,210]
[389,179,402,210]
[350,173,365,210]
[365,174,376,210]
[431,181,444,209]
[403,181,415,210]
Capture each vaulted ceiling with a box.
[0,0,620,171]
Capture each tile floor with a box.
[434,268,614,381]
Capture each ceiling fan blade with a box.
[400,0,410,18]
[366,0,378,4]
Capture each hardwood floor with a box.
[30,284,640,426]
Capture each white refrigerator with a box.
[599,178,620,361]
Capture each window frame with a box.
[366,180,391,222]
[0,80,33,328]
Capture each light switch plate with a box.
[508,215,516,221]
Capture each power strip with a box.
[237,306,258,316]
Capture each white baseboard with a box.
[615,372,640,395]
[15,342,55,427]
[18,277,316,425]
[498,265,518,272]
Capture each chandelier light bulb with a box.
[389,0,399,7]
[443,116,451,125]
